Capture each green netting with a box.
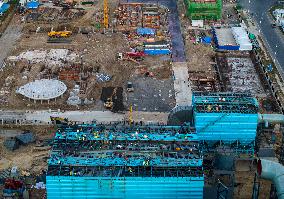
[184,0,222,20]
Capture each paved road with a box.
[172,62,192,106]
[0,17,22,68]
[239,0,284,76]
[122,0,186,62]
[0,110,169,124]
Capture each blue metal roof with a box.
[26,1,39,9]
[0,3,10,13]
[137,27,155,35]
[193,92,258,144]
[46,176,204,199]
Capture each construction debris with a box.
[8,49,78,67]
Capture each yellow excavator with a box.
[104,88,117,109]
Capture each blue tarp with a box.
[202,36,211,44]
[137,27,155,35]
[26,1,39,9]
[0,3,10,14]
[16,132,35,144]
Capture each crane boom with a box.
[103,0,109,28]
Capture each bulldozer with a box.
[48,31,72,38]
[104,88,117,109]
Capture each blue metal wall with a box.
[46,176,204,199]
[212,28,240,51]
[144,49,171,55]
[194,112,258,143]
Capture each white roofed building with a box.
[231,26,252,51]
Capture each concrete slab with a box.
[25,110,125,123]
[172,62,192,106]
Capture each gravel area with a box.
[126,77,175,112]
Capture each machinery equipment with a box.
[103,0,108,28]
[117,52,146,63]
[104,88,117,109]
[3,179,24,198]
[126,81,134,92]
[129,104,133,124]
[48,31,72,38]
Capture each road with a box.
[0,110,169,124]
[239,0,284,76]
[0,16,22,68]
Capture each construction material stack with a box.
[46,124,204,199]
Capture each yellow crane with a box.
[129,105,133,124]
[103,0,109,28]
[48,31,72,38]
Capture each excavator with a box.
[104,88,117,109]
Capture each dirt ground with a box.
[0,126,55,174]
[0,0,173,111]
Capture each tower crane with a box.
[103,0,109,28]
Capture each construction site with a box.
[0,0,284,198]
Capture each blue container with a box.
[144,49,171,55]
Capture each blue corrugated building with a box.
[193,92,258,146]
[26,1,39,9]
[144,48,171,55]
[0,2,10,14]
[46,125,204,199]
[46,176,204,199]
[212,27,240,51]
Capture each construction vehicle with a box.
[3,179,24,198]
[48,31,72,38]
[129,104,133,124]
[127,82,134,92]
[104,88,117,109]
[50,116,69,125]
[103,0,108,28]
[117,52,146,63]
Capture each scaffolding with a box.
[184,0,222,20]
[193,92,259,114]
[193,92,259,147]
[46,124,204,199]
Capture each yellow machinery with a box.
[104,88,117,109]
[48,31,72,38]
[129,105,133,124]
[103,0,109,28]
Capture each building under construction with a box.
[193,92,258,155]
[45,92,264,199]
[46,124,204,199]
[184,0,222,20]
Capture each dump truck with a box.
[117,52,146,62]
[48,31,72,38]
